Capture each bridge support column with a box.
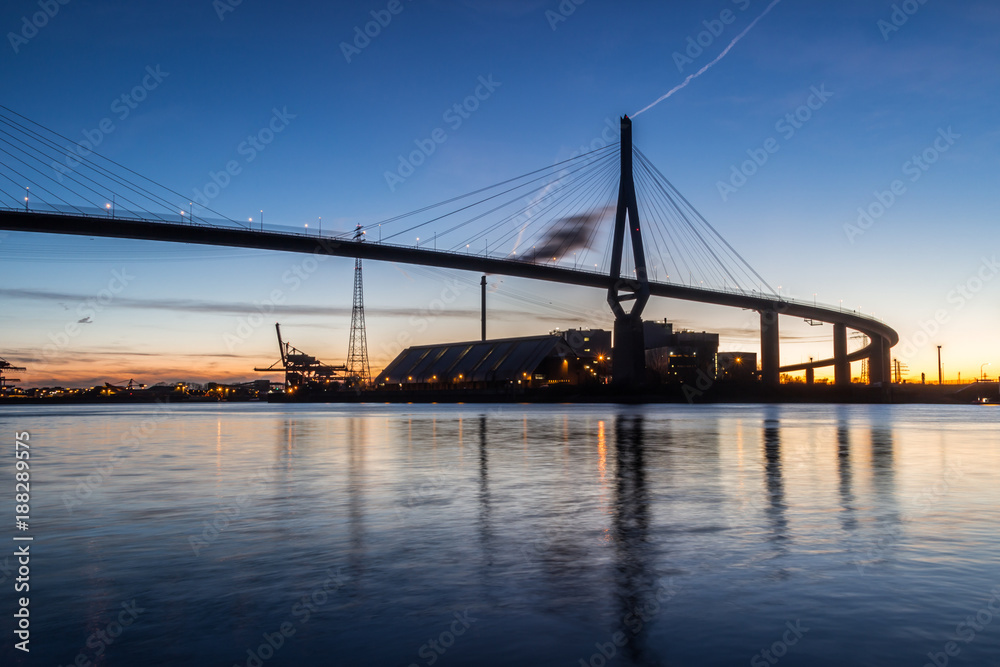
[481,275,487,341]
[612,315,646,386]
[606,115,650,387]
[833,323,850,386]
[760,310,780,388]
[868,336,891,385]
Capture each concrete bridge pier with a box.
[868,336,892,385]
[833,323,850,386]
[612,314,646,386]
[760,310,780,388]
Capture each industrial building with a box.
[643,320,720,384]
[375,321,747,391]
[717,352,758,382]
[375,329,610,390]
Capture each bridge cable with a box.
[358,143,617,235]
[635,154,721,286]
[482,153,619,260]
[632,165,686,282]
[635,159,698,282]
[469,155,618,261]
[444,153,616,250]
[635,151,746,290]
[0,142,92,214]
[0,120,178,221]
[384,148,616,246]
[435,155,615,255]
[571,163,622,271]
[636,148,775,295]
[0,105,242,227]
[0,126,167,220]
[0,115,182,222]
[544,159,622,266]
[0,152,79,214]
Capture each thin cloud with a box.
[0,287,530,319]
[633,0,783,117]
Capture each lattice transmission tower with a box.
[346,224,371,386]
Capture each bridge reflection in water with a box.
[10,404,999,665]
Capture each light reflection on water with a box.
[2,403,999,666]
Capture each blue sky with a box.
[1,0,998,385]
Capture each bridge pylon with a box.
[346,224,372,386]
[607,115,651,386]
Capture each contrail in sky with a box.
[632,0,783,117]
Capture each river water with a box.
[1,403,998,666]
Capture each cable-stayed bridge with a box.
[0,107,897,386]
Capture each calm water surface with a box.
[2,403,999,666]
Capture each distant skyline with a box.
[1,0,998,386]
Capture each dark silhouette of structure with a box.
[255,323,349,392]
[346,225,372,386]
[607,116,651,385]
[0,357,26,389]
[0,113,899,387]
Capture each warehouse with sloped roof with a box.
[375,332,609,389]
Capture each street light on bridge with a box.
[982,362,991,381]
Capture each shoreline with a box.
[2,382,996,406]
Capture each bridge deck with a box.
[0,210,898,372]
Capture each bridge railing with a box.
[0,204,254,230]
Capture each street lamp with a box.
[981,362,991,381]
[24,186,28,211]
